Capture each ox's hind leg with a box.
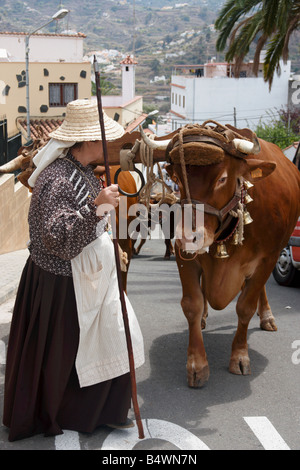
[257,285,277,331]
[133,237,147,255]
[176,250,209,387]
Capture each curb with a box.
[0,249,29,306]
[0,283,18,306]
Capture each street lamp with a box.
[25,9,69,142]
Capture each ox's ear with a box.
[242,158,276,182]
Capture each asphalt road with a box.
[0,238,299,451]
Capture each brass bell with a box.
[231,231,239,245]
[243,209,253,225]
[244,179,254,190]
[215,242,230,259]
[244,193,253,204]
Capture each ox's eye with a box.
[216,174,228,187]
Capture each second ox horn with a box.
[232,137,261,155]
[139,125,171,150]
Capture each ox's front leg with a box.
[176,253,209,387]
[230,263,275,375]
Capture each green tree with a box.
[91,75,115,96]
[150,58,161,76]
[255,110,299,148]
[215,0,300,88]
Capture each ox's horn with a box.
[139,125,171,150]
[0,155,24,174]
[233,137,260,155]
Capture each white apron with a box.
[71,232,145,388]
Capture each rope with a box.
[178,127,192,205]
[137,134,176,209]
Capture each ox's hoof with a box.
[187,364,209,388]
[260,317,277,332]
[258,310,277,332]
[229,356,251,375]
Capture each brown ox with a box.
[140,122,300,388]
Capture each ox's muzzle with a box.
[175,202,211,254]
[177,181,243,254]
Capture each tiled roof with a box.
[120,55,138,65]
[124,113,148,133]
[17,118,63,140]
[17,112,148,141]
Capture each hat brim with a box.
[48,99,125,142]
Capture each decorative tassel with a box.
[229,201,244,245]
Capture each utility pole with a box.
[132,0,136,58]
[233,107,237,127]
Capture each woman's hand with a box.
[94,184,120,209]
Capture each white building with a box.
[0,31,90,146]
[0,31,86,63]
[170,59,292,132]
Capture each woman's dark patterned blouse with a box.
[28,153,106,277]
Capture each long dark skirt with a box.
[3,257,132,442]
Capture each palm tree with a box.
[215,0,300,88]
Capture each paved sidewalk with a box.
[0,249,29,305]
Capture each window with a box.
[49,83,78,107]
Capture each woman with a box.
[3,99,144,442]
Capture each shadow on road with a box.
[136,324,268,435]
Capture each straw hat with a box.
[49,99,125,142]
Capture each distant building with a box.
[288,74,300,112]
[0,31,90,163]
[94,55,146,131]
[170,57,292,132]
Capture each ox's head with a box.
[140,122,276,255]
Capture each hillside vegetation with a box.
[1,0,299,111]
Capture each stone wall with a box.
[0,174,31,254]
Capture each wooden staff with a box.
[93,56,145,440]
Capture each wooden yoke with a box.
[105,130,178,167]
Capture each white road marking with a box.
[102,418,210,450]
[244,417,290,450]
[55,430,81,450]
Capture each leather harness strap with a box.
[180,180,243,236]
